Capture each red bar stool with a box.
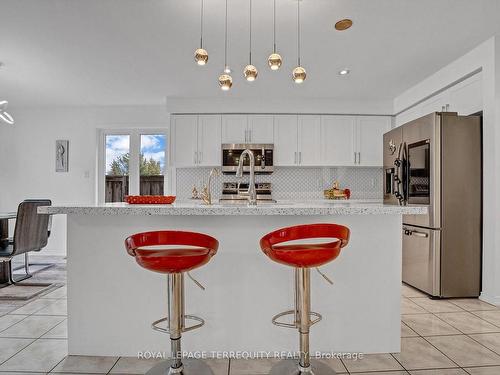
[125,230,218,375]
[260,223,350,375]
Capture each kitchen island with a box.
[40,201,426,357]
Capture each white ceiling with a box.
[1,0,499,107]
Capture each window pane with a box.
[105,135,130,202]
[140,134,166,196]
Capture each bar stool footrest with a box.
[151,314,205,334]
[269,359,336,375]
[145,358,214,375]
[271,309,322,329]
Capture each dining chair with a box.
[0,199,52,285]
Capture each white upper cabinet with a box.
[420,90,450,114]
[298,115,322,166]
[395,72,482,127]
[448,74,482,115]
[171,115,198,167]
[171,114,221,167]
[248,115,274,143]
[274,115,298,166]
[321,115,390,167]
[222,114,274,143]
[198,115,221,166]
[321,116,356,166]
[356,116,391,166]
[222,115,248,143]
[173,113,391,168]
[395,106,420,127]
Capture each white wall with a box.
[393,36,500,305]
[0,106,170,255]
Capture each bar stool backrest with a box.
[13,199,52,256]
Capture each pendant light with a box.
[243,0,258,81]
[0,100,14,125]
[292,0,306,83]
[194,0,208,65]
[268,0,282,71]
[219,0,232,90]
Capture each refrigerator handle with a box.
[412,230,429,238]
[403,227,429,238]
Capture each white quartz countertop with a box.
[38,200,427,216]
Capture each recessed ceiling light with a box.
[335,19,353,31]
[339,69,350,76]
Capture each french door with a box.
[97,129,169,203]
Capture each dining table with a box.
[0,212,17,285]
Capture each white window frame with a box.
[97,128,171,204]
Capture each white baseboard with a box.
[480,292,500,306]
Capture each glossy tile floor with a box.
[1,258,500,374]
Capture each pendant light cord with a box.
[249,0,252,64]
[224,0,228,68]
[297,0,301,66]
[273,0,277,53]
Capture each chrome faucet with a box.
[201,168,220,205]
[236,149,257,205]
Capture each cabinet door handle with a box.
[294,151,297,164]
[354,152,357,164]
[194,151,197,164]
[358,152,361,164]
[199,151,203,164]
[299,151,302,164]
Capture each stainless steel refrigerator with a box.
[383,112,482,298]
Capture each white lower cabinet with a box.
[171,115,221,167]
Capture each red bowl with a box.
[124,195,176,205]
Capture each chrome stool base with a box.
[269,359,336,375]
[145,359,214,375]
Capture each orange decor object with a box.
[124,195,176,205]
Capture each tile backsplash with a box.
[175,167,383,200]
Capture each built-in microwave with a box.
[221,144,274,174]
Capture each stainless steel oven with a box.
[221,144,274,174]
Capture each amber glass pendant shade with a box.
[194,48,208,65]
[219,74,233,90]
[268,53,282,70]
[244,65,258,81]
[292,66,306,83]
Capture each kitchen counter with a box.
[39,200,426,216]
[44,200,426,357]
